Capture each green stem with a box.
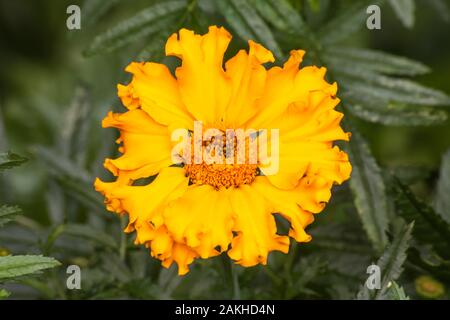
[220,255,241,299]
[119,215,127,261]
[231,263,241,300]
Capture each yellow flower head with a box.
[94,26,351,275]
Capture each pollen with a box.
[184,133,259,189]
[185,162,258,189]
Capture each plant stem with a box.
[119,215,127,261]
[220,255,241,299]
[231,263,241,300]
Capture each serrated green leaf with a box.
[325,47,430,76]
[0,152,27,172]
[345,128,388,252]
[388,0,415,28]
[345,102,448,126]
[59,87,92,169]
[85,0,187,56]
[385,281,410,300]
[434,149,450,223]
[357,222,414,299]
[338,72,450,106]
[391,176,450,258]
[216,0,282,57]
[135,33,167,62]
[317,0,382,45]
[0,255,60,281]
[0,205,22,227]
[82,0,121,26]
[248,0,306,33]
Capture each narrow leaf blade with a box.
[434,149,450,223]
[357,222,414,299]
[345,128,389,252]
[0,255,61,281]
[217,0,282,57]
[0,205,22,227]
[0,152,27,172]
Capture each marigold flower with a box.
[94,26,351,275]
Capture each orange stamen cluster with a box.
[184,133,259,189]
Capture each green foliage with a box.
[324,46,430,76]
[0,0,449,300]
[434,149,450,223]
[216,0,282,57]
[388,0,415,28]
[0,152,60,297]
[85,0,188,56]
[0,152,27,172]
[317,0,382,45]
[346,127,389,252]
[0,255,60,282]
[0,205,21,227]
[357,222,413,300]
[386,281,410,300]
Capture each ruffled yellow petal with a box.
[166,26,232,127]
[223,40,274,128]
[161,242,199,276]
[228,184,290,267]
[117,83,140,110]
[163,185,234,258]
[251,176,314,242]
[95,167,188,230]
[123,62,194,130]
[247,50,337,129]
[258,83,351,190]
[102,109,173,178]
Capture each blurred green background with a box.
[0,0,449,299]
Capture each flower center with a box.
[183,132,259,189]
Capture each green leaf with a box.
[386,281,410,300]
[434,149,450,223]
[338,72,450,106]
[345,128,388,252]
[317,0,381,45]
[0,152,27,172]
[0,288,10,299]
[248,0,306,33]
[45,223,118,253]
[0,205,22,227]
[391,176,450,257]
[62,224,118,250]
[430,0,450,22]
[357,222,414,299]
[216,0,282,57]
[0,255,60,281]
[33,146,105,212]
[307,0,321,12]
[60,87,91,165]
[345,102,448,126]
[82,0,121,26]
[325,47,430,76]
[135,33,167,62]
[388,0,415,28]
[85,0,187,56]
